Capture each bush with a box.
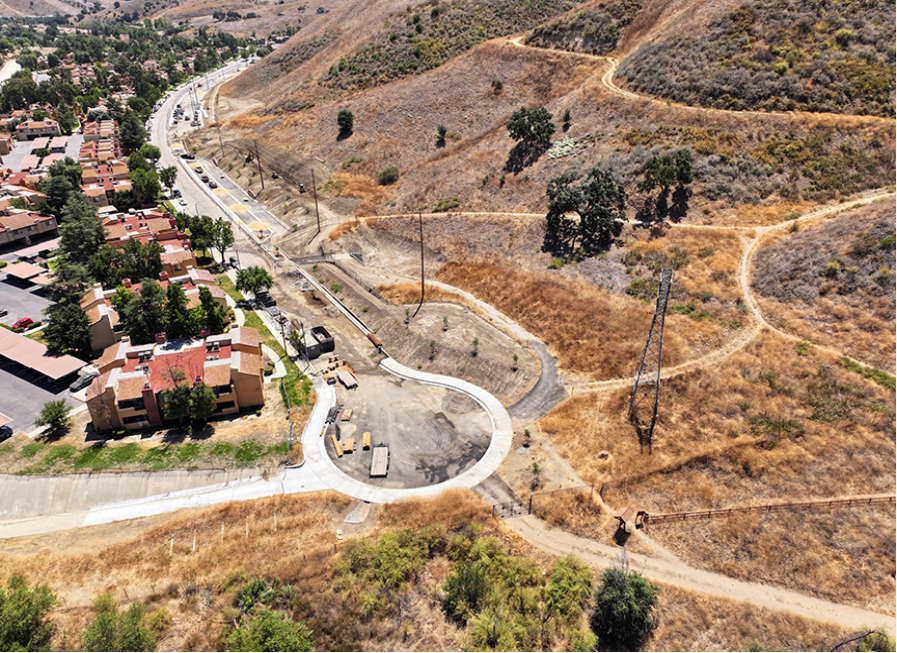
[590,568,659,650]
[336,108,354,136]
[0,576,57,651]
[378,166,400,185]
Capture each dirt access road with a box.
[509,514,894,631]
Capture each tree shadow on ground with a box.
[635,188,691,226]
[503,141,549,174]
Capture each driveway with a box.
[0,277,52,327]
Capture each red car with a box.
[208,180,218,189]
[13,317,33,329]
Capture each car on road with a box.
[178,199,188,206]
[201,175,209,183]
[0,308,7,317]
[208,180,218,188]
[194,166,203,173]
[0,424,11,442]
[228,256,239,269]
[180,153,195,159]
[173,189,182,197]
[13,317,33,329]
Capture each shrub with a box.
[590,568,659,650]
[0,576,57,651]
[336,108,354,136]
[378,166,399,185]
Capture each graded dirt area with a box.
[329,370,492,488]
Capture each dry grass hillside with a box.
[752,199,896,371]
[211,24,894,225]
[538,329,895,611]
[0,490,860,652]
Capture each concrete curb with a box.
[299,357,513,503]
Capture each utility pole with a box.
[253,139,264,190]
[311,168,321,236]
[411,211,425,319]
[214,96,224,159]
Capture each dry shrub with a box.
[531,488,612,542]
[436,260,699,379]
[646,584,847,652]
[376,281,465,305]
[331,172,388,214]
[379,488,490,531]
[326,221,358,240]
[540,328,895,610]
[227,112,270,129]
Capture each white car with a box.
[178,199,188,206]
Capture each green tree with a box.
[197,287,228,335]
[189,382,218,426]
[163,282,195,339]
[507,106,555,147]
[128,168,162,205]
[59,195,105,264]
[545,555,593,625]
[82,595,157,652]
[443,560,488,623]
[119,110,146,150]
[120,279,166,344]
[160,372,191,424]
[543,166,627,260]
[139,143,161,166]
[56,105,79,134]
[211,217,234,265]
[235,266,273,297]
[35,399,72,437]
[336,108,354,137]
[225,608,313,652]
[43,301,92,355]
[38,157,83,217]
[159,166,177,193]
[0,575,57,652]
[636,148,694,222]
[590,568,659,650]
[48,258,92,303]
[127,151,152,172]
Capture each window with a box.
[214,384,233,396]
[214,400,236,412]
[117,398,146,410]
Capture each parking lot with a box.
[0,276,52,327]
[0,357,77,433]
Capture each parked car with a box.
[228,256,239,269]
[69,369,99,392]
[0,424,11,442]
[180,153,195,160]
[194,166,203,173]
[13,317,33,329]
[271,171,279,179]
[0,308,7,317]
[173,189,182,197]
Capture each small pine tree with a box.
[337,109,354,136]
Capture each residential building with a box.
[16,120,61,141]
[86,325,265,430]
[0,211,58,247]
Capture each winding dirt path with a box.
[508,514,894,630]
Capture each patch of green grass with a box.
[267,442,289,456]
[841,357,896,390]
[107,443,143,465]
[20,442,46,459]
[176,441,203,462]
[235,440,266,466]
[74,445,111,471]
[141,446,178,470]
[210,441,236,457]
[242,309,265,332]
[796,341,812,356]
[217,274,243,303]
[39,445,77,469]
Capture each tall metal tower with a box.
[628,267,673,454]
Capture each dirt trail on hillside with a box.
[509,514,894,629]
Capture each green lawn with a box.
[16,438,287,475]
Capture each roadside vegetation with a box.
[526,0,641,55]
[0,491,862,652]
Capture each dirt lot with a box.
[327,370,492,488]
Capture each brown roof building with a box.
[86,326,265,430]
[0,211,58,247]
